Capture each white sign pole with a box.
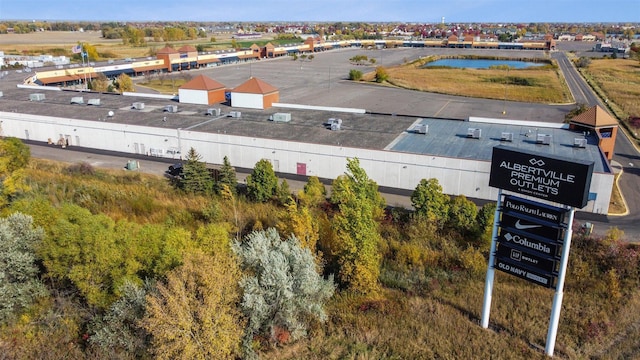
[481,189,502,328]
[545,207,575,356]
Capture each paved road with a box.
[552,52,602,107]
[551,51,640,241]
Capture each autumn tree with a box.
[411,178,450,227]
[0,213,47,321]
[330,158,385,294]
[446,195,478,233]
[375,66,388,83]
[90,72,110,92]
[297,176,327,207]
[115,73,134,93]
[233,229,335,355]
[217,155,237,195]
[277,200,319,253]
[246,159,278,203]
[0,137,30,207]
[143,251,244,360]
[180,147,214,194]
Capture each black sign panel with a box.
[496,242,558,274]
[500,212,564,240]
[495,258,555,288]
[489,146,594,208]
[498,228,560,257]
[502,195,567,225]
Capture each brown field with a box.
[0,30,244,59]
[580,59,640,132]
[363,59,573,104]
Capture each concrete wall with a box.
[178,88,209,105]
[231,93,263,109]
[0,111,613,214]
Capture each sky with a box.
[0,0,638,23]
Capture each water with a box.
[424,59,544,69]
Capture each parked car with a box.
[166,163,183,177]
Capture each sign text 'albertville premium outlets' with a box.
[489,146,594,208]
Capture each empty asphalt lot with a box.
[184,47,575,122]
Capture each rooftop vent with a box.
[29,93,45,101]
[87,98,101,106]
[574,138,587,148]
[132,102,145,110]
[206,108,221,116]
[164,105,178,113]
[500,132,513,142]
[467,128,481,139]
[70,96,84,105]
[414,124,429,134]
[326,118,342,130]
[272,113,291,123]
[536,134,552,145]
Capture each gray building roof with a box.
[388,117,610,173]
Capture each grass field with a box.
[580,59,640,133]
[363,57,573,104]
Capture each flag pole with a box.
[82,44,88,91]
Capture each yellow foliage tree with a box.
[143,250,244,360]
[277,200,319,253]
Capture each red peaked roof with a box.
[156,46,178,54]
[180,75,226,91]
[178,45,197,53]
[232,77,278,94]
[572,105,618,128]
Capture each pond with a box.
[423,59,545,69]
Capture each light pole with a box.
[502,67,509,115]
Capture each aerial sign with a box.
[489,146,594,208]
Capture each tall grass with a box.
[364,60,572,104]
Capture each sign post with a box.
[545,207,575,356]
[481,189,502,328]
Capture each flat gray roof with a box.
[388,118,609,173]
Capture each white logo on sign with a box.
[529,158,545,166]
[515,220,543,230]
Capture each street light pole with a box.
[502,67,509,115]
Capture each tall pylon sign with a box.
[481,145,594,357]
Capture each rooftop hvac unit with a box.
[467,128,481,139]
[331,122,341,131]
[70,96,84,105]
[272,113,291,123]
[164,105,178,113]
[414,124,428,134]
[574,138,587,148]
[0,91,4,97]
[500,132,514,142]
[87,98,101,106]
[228,111,242,118]
[536,134,552,145]
[206,108,222,116]
[132,102,145,110]
[29,93,45,101]
[326,118,342,126]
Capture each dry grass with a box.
[138,77,190,94]
[608,173,627,215]
[362,59,572,104]
[580,59,640,130]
